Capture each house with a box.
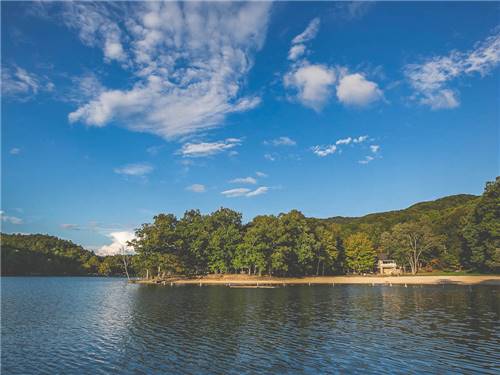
[377,259,401,275]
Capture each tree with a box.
[380,219,446,274]
[314,224,340,275]
[344,232,376,273]
[462,178,500,272]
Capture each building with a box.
[377,259,401,275]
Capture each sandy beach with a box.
[133,274,500,286]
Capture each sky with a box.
[2,1,499,254]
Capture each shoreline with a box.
[131,274,500,286]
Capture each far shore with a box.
[131,274,500,286]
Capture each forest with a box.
[1,178,498,276]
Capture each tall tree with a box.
[344,232,376,273]
[380,219,445,274]
[462,178,500,272]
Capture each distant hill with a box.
[1,234,98,275]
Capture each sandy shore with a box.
[132,274,500,286]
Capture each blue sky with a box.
[2,2,499,253]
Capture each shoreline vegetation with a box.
[132,274,500,286]
[1,178,498,277]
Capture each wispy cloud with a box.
[358,155,375,164]
[9,147,21,155]
[1,65,54,101]
[312,135,371,158]
[370,145,380,153]
[256,171,268,178]
[186,184,206,193]
[230,177,257,185]
[60,223,80,230]
[0,211,23,225]
[265,136,297,146]
[66,2,271,139]
[311,144,337,157]
[114,163,153,176]
[221,186,269,198]
[178,138,241,158]
[289,17,320,61]
[404,29,500,109]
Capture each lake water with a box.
[1,277,499,374]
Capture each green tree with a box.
[462,178,500,272]
[344,232,376,273]
[380,219,446,274]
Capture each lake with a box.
[1,277,499,374]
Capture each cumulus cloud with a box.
[1,65,54,101]
[256,171,268,178]
[186,184,206,193]
[284,63,336,111]
[221,186,269,198]
[284,17,382,111]
[230,177,257,185]
[311,144,337,157]
[404,29,500,109]
[0,211,23,225]
[114,162,153,176]
[9,148,21,155]
[265,136,297,146]
[98,231,136,256]
[178,138,241,157]
[66,2,271,139]
[370,145,380,153]
[336,73,384,107]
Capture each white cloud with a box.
[60,223,80,230]
[146,145,163,156]
[179,138,241,158]
[0,211,23,225]
[256,171,268,178]
[336,137,352,145]
[264,153,276,161]
[114,162,153,176]
[221,188,251,198]
[353,135,368,143]
[221,186,269,198]
[186,184,206,193]
[66,2,271,139]
[1,65,53,101]
[246,186,269,197]
[370,145,380,153]
[266,136,296,146]
[405,30,500,109]
[358,155,375,164]
[230,177,257,185]
[288,44,306,61]
[284,63,336,111]
[311,144,337,157]
[336,73,384,107]
[9,148,21,155]
[97,231,136,256]
[292,18,320,45]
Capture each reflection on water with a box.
[2,277,499,374]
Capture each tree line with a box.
[1,178,498,276]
